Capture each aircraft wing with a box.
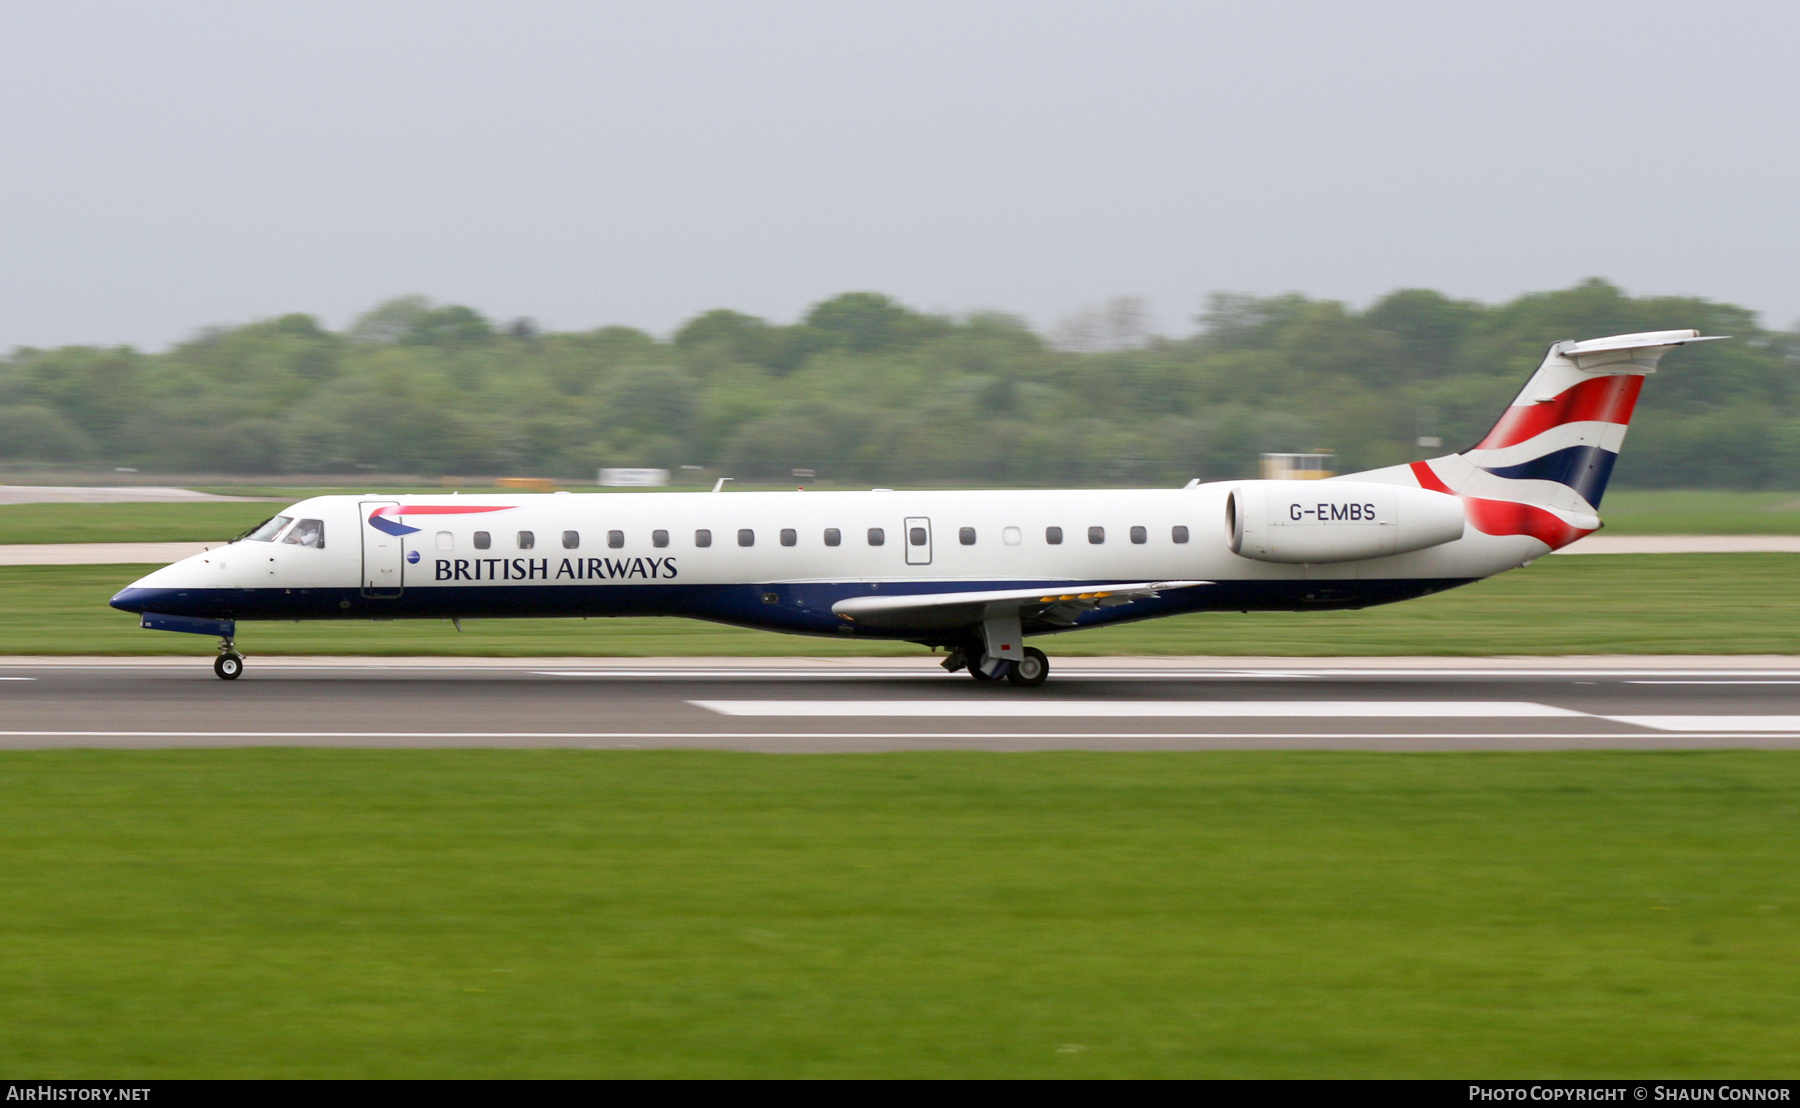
[830,580,1210,631]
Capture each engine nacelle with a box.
[1226,480,1465,564]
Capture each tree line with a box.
[1,281,1794,489]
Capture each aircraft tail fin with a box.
[1348,330,1725,550]
[1456,330,1725,510]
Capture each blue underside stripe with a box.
[112,577,1477,640]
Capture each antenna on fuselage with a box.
[712,477,734,492]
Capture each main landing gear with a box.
[1008,647,1049,687]
[214,638,244,680]
[943,641,1050,687]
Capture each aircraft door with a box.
[904,517,932,566]
[359,500,405,598]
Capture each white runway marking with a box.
[1626,680,1800,685]
[1602,716,1800,732]
[533,669,1321,680]
[0,677,35,681]
[1,731,1798,741]
[689,700,1587,718]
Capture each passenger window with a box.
[245,515,291,542]
[1046,526,1063,545]
[824,528,841,547]
[780,528,797,547]
[1088,526,1105,544]
[283,519,326,548]
[738,529,755,547]
[474,531,491,550]
[1002,527,1021,546]
[517,531,535,550]
[868,527,885,546]
[695,529,712,548]
[562,531,579,550]
[959,527,976,545]
[909,527,928,546]
[653,530,669,548]
[1130,525,1147,544]
[608,530,624,548]
[435,531,453,551]
[1172,525,1190,544]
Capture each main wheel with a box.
[214,653,243,680]
[968,660,1000,681]
[1006,647,1049,687]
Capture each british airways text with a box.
[435,557,678,581]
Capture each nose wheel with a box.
[214,640,244,680]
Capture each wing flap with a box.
[830,580,1209,631]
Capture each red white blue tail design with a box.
[1390,330,1723,551]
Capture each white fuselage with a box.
[113,484,1543,644]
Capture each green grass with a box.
[1,749,1796,1077]
[1596,490,1800,535]
[8,552,1797,656]
[4,488,1799,545]
[0,502,281,545]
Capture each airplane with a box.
[110,329,1721,684]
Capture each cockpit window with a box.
[244,516,292,542]
[282,519,325,548]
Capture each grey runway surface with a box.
[3,656,1799,751]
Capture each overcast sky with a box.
[2,0,1796,350]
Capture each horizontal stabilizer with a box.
[831,580,1210,631]
[1551,330,1728,359]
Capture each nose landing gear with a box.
[214,639,244,680]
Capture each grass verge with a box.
[8,553,1798,656]
[1,749,1796,1077]
[0,502,280,545]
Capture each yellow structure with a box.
[495,477,557,492]
[1259,452,1336,480]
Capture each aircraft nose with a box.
[110,585,153,614]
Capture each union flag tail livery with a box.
[112,328,1721,685]
[1360,330,1724,552]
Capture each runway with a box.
[2,655,1798,751]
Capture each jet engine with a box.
[1226,480,1465,564]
